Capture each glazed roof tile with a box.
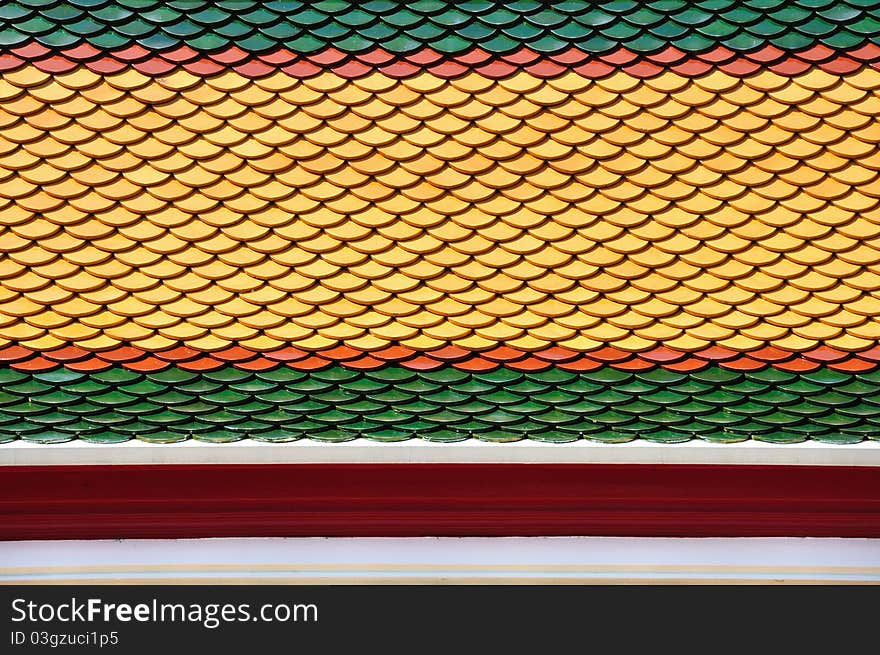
[0,360,879,444]
[2,4,880,448]
[4,343,880,373]
[1,1,879,55]
[1,68,880,352]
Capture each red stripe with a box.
[2,343,880,372]
[0,43,877,78]
[2,464,878,539]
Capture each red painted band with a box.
[2,343,880,373]
[1,43,878,78]
[2,464,879,539]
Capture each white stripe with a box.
[2,537,878,583]
[1,439,879,466]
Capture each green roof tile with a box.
[0,0,875,54]
[0,360,878,443]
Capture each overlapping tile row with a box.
[1,0,878,54]
[2,67,880,353]
[4,43,880,78]
[1,360,877,444]
[4,344,880,374]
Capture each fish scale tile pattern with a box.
[2,362,879,445]
[2,69,880,353]
[3,1,880,445]
[6,342,880,375]
[1,0,879,54]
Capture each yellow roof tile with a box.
[2,69,880,353]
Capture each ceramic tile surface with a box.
[0,1,877,54]
[3,362,880,445]
[2,1,880,444]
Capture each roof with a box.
[1,1,880,446]
[0,1,877,54]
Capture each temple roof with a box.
[1,1,880,446]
